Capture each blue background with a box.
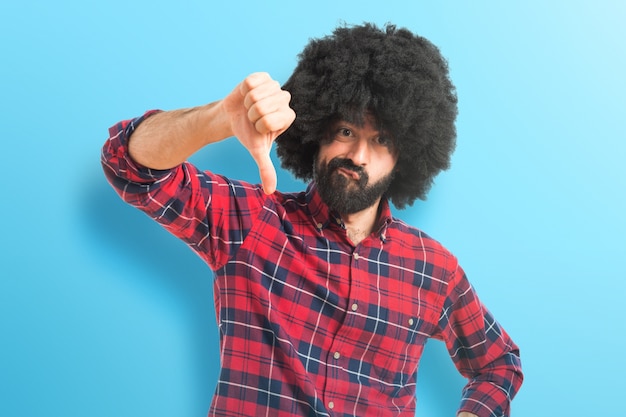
[1,1,624,416]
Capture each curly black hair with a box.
[275,23,458,208]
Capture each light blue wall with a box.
[1,1,624,415]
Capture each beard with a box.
[314,157,394,215]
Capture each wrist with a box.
[196,101,233,146]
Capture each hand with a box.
[222,72,296,194]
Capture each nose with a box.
[346,137,370,166]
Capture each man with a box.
[102,23,522,417]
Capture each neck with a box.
[339,199,382,245]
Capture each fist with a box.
[223,72,296,194]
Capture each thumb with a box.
[254,151,277,195]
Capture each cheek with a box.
[317,144,343,165]
[377,154,398,176]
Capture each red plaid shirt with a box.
[101,112,523,417]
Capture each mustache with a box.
[326,157,369,186]
[327,158,364,175]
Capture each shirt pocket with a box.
[351,308,429,400]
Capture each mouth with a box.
[336,167,361,181]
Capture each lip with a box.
[336,167,361,180]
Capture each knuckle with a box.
[242,77,255,92]
[255,116,272,134]
[243,72,265,90]
[247,105,260,123]
[242,92,258,110]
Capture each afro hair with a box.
[275,23,458,208]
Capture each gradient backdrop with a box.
[1,1,624,416]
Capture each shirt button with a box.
[316,222,323,229]
[351,303,358,311]
[333,351,341,360]
[408,318,415,326]
[353,253,360,260]
[328,401,335,409]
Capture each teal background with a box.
[1,1,624,416]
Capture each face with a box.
[314,116,398,215]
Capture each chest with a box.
[216,207,449,346]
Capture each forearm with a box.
[440,265,523,417]
[119,72,294,193]
[128,101,232,170]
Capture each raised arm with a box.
[128,72,295,194]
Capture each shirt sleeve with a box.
[100,111,267,270]
[436,260,524,417]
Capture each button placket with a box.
[322,245,367,413]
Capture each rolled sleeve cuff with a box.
[458,382,513,417]
[102,110,172,184]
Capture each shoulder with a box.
[273,188,309,211]
[386,217,459,272]
[387,217,448,251]
[256,188,310,226]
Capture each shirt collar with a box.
[306,182,393,241]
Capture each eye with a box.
[332,127,355,143]
[338,127,353,137]
[375,135,393,147]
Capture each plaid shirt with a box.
[101,112,523,417]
